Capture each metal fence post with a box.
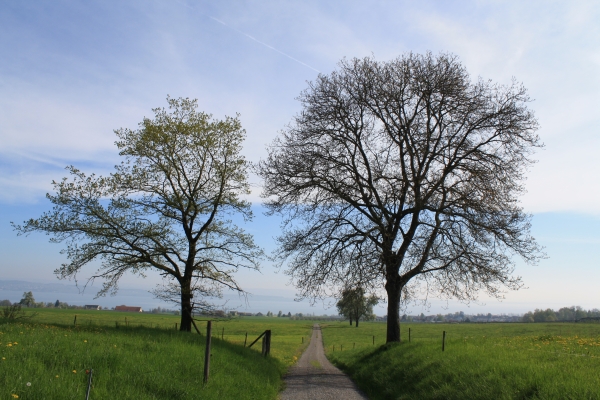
[85,369,93,400]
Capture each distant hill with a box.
[0,280,151,296]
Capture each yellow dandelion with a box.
[55,375,59,378]
[72,370,77,374]
[7,343,12,347]
[84,340,87,343]
[11,394,18,398]
[13,342,17,345]
[2,357,5,360]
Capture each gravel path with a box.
[280,324,368,400]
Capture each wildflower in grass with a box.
[72,370,77,374]
[7,343,12,347]
[11,394,18,398]
[55,375,59,378]
[26,382,31,387]
[86,369,90,374]
[2,357,5,360]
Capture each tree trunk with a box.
[355,318,359,327]
[349,316,353,325]
[180,279,193,332]
[385,279,402,342]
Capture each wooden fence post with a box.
[442,331,446,352]
[265,330,271,356]
[247,331,267,349]
[74,315,77,326]
[373,335,375,345]
[175,322,178,330]
[222,327,224,340]
[204,321,212,384]
[302,336,304,344]
[409,328,411,342]
[244,332,248,347]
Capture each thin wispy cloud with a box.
[209,16,321,73]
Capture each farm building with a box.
[115,305,143,312]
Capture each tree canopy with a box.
[14,97,262,331]
[19,291,35,308]
[336,287,378,327]
[258,52,543,342]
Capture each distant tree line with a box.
[149,306,178,314]
[264,311,293,318]
[1,292,92,310]
[522,306,600,322]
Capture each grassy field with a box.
[0,309,313,399]
[321,321,600,399]
[8,309,600,399]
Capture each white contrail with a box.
[209,16,320,73]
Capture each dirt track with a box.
[280,324,367,400]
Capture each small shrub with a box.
[1,303,37,320]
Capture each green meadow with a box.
[5,308,600,399]
[0,309,312,399]
[322,321,600,399]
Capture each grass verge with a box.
[322,321,600,399]
[0,309,313,399]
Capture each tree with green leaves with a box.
[19,291,35,307]
[336,287,378,327]
[14,97,262,332]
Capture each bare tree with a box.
[14,97,263,332]
[258,52,543,343]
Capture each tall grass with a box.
[0,309,313,399]
[322,321,600,399]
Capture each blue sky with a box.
[1,0,599,316]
